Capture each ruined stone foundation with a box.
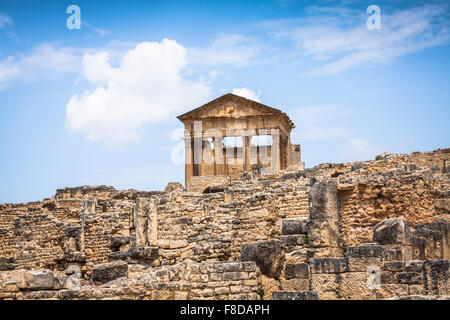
[0,148,449,300]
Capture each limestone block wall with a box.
[338,167,448,246]
[0,261,262,300]
[81,211,131,276]
[189,175,230,193]
[290,147,450,180]
[270,215,450,300]
[308,246,450,299]
[0,148,448,300]
[144,176,311,264]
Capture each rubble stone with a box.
[240,241,284,278]
[92,261,128,284]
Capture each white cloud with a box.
[0,57,19,86]
[82,21,110,37]
[232,87,261,102]
[274,4,450,75]
[66,39,211,146]
[0,12,13,28]
[341,137,383,161]
[0,43,82,89]
[0,41,141,89]
[188,33,262,67]
[290,105,356,141]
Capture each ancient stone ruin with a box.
[0,95,449,300]
[177,94,304,191]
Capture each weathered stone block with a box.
[346,243,385,258]
[214,286,230,295]
[405,260,423,273]
[57,289,80,300]
[223,262,243,272]
[383,245,412,262]
[0,256,15,271]
[435,198,450,213]
[408,284,425,296]
[311,273,341,299]
[209,272,222,281]
[228,293,251,300]
[286,249,308,264]
[170,240,188,249]
[381,271,396,284]
[373,218,411,245]
[109,236,134,250]
[223,271,248,281]
[309,180,338,220]
[285,263,309,279]
[346,243,385,272]
[412,222,450,260]
[423,260,450,295]
[397,272,423,285]
[65,226,82,238]
[375,284,409,299]
[129,246,159,262]
[396,163,418,171]
[348,257,383,273]
[242,261,257,272]
[174,291,189,300]
[281,218,308,235]
[307,247,343,258]
[279,235,306,249]
[0,282,19,293]
[310,257,349,274]
[382,261,404,272]
[240,241,284,278]
[280,279,310,291]
[21,270,54,290]
[308,218,340,248]
[272,291,318,300]
[92,261,128,284]
[22,290,56,300]
[339,272,377,300]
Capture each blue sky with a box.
[0,0,449,203]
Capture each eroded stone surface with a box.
[240,241,284,278]
[92,261,128,284]
[373,218,411,245]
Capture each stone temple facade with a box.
[177,93,304,191]
[0,97,449,300]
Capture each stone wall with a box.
[338,166,448,246]
[141,177,311,265]
[0,261,261,300]
[189,175,230,193]
[0,148,449,300]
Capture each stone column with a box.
[213,136,223,175]
[193,121,203,178]
[184,129,193,190]
[243,136,250,171]
[271,129,280,175]
[308,179,342,257]
[147,196,158,247]
[134,198,148,247]
[135,197,159,247]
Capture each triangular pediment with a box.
[177,93,283,121]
